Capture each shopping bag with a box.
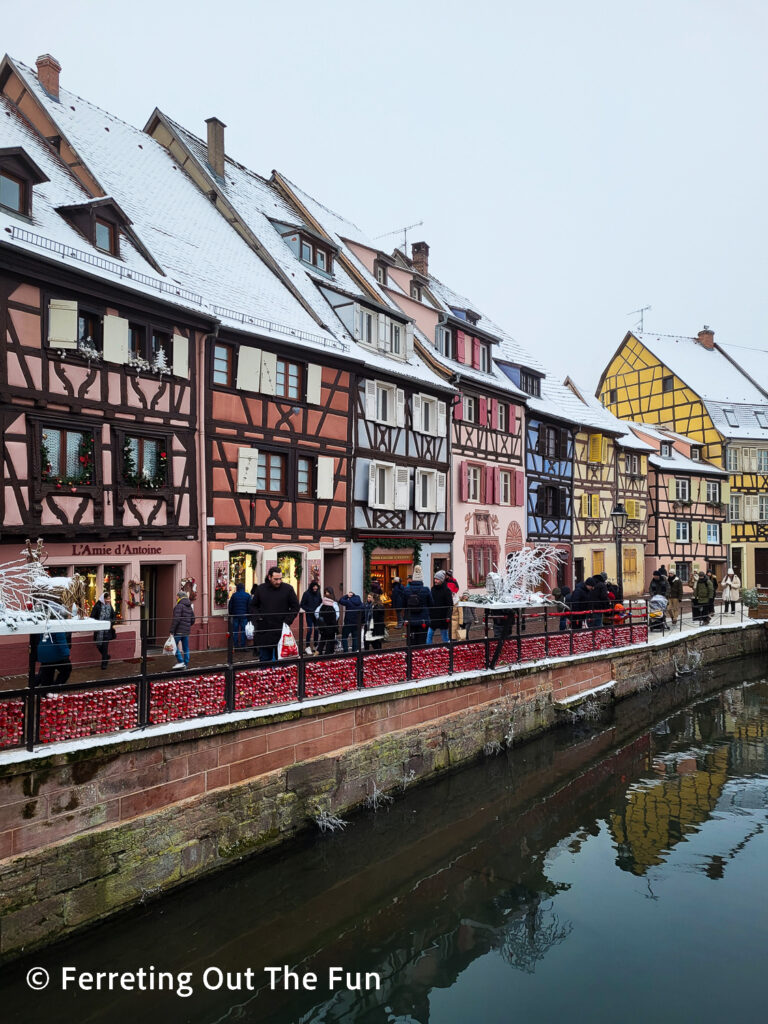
[277,622,298,660]
[245,621,254,640]
[163,634,177,655]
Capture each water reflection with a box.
[2,663,767,1023]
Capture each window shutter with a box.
[103,314,130,364]
[365,379,377,419]
[558,488,567,518]
[580,493,589,518]
[414,470,426,512]
[172,333,189,378]
[689,478,700,503]
[436,472,446,512]
[237,448,259,491]
[459,461,469,502]
[479,396,488,426]
[640,455,647,475]
[484,465,495,505]
[590,494,599,518]
[413,394,422,433]
[509,404,518,435]
[491,398,499,429]
[453,394,463,422]
[456,331,466,364]
[472,337,481,370]
[722,523,731,544]
[368,462,378,507]
[306,364,322,405]
[260,351,277,395]
[588,434,603,463]
[236,346,262,391]
[721,479,730,502]
[668,478,676,501]
[437,401,447,437]
[394,466,408,510]
[514,470,525,506]
[48,298,78,348]
[493,466,501,506]
[395,389,405,427]
[377,314,387,351]
[670,520,677,543]
[749,448,758,472]
[747,495,759,521]
[558,430,569,461]
[405,322,414,359]
[316,456,334,500]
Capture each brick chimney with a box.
[205,117,226,179]
[412,240,429,278]
[697,326,715,350]
[36,54,61,100]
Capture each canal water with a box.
[3,656,768,1023]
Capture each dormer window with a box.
[436,326,453,359]
[690,448,701,461]
[298,234,333,274]
[374,261,388,286]
[410,282,422,301]
[0,147,49,218]
[520,370,541,397]
[661,442,671,458]
[57,197,130,259]
[95,218,116,255]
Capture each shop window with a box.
[229,550,259,595]
[278,551,303,594]
[81,565,99,610]
[103,564,124,622]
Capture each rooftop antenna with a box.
[373,220,424,256]
[627,305,651,333]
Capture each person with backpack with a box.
[403,566,433,646]
[36,630,72,686]
[227,582,251,649]
[314,586,340,656]
[299,579,322,654]
[690,571,714,625]
[339,590,364,652]
[706,570,719,619]
[427,570,453,644]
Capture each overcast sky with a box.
[7,0,768,389]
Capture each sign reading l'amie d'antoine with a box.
[70,543,162,556]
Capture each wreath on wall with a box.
[363,538,422,594]
[278,550,303,586]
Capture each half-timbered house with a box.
[627,423,729,587]
[598,327,768,586]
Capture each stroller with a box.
[648,594,668,633]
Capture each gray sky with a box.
[7,0,768,388]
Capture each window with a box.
[467,465,482,502]
[609,388,617,405]
[539,425,562,460]
[706,481,720,503]
[94,218,116,254]
[124,436,165,488]
[414,468,444,513]
[315,250,327,272]
[41,427,94,485]
[723,408,739,428]
[150,330,171,369]
[662,375,673,393]
[0,170,24,213]
[626,499,641,520]
[77,310,102,353]
[537,485,564,518]
[467,544,497,587]
[213,344,234,386]
[376,382,395,424]
[463,395,478,422]
[758,449,768,473]
[706,523,720,544]
[592,550,605,576]
[760,495,768,522]
[519,370,541,397]
[660,442,671,458]
[276,359,302,400]
[389,322,402,356]
[436,326,453,358]
[420,395,437,434]
[375,263,387,286]
[300,240,312,263]
[623,547,638,575]
[128,324,145,361]
[675,478,690,501]
[690,448,701,461]
[675,521,690,543]
[677,561,691,583]
[625,453,640,475]
[410,282,422,301]
[730,493,742,521]
[357,307,374,345]
[499,470,512,505]
[755,411,768,430]
[256,452,286,494]
[478,344,490,373]
[727,447,741,472]
[297,457,313,498]
[498,403,509,432]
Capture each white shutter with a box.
[405,321,414,359]
[236,346,262,391]
[413,394,422,433]
[394,466,410,510]
[436,471,446,512]
[747,495,759,521]
[377,315,387,351]
[172,333,188,378]
[48,298,78,348]
[353,305,361,340]
[102,314,130,364]
[316,455,334,500]
[237,447,260,491]
[365,380,376,420]
[260,350,277,395]
[395,389,405,427]
[437,401,447,438]
[368,461,378,507]
[414,469,425,512]
[306,363,322,405]
[749,448,758,472]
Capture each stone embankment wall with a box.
[0,623,765,960]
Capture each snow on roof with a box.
[637,332,766,404]
[564,379,654,450]
[7,58,342,352]
[717,342,768,400]
[625,422,728,475]
[705,402,768,441]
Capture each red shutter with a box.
[509,404,518,434]
[514,469,525,506]
[493,466,501,505]
[453,393,463,421]
[456,331,466,364]
[472,337,481,369]
[484,465,495,504]
[459,460,468,502]
[479,396,488,426]
[491,398,499,429]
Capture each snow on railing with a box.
[210,304,347,351]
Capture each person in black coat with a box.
[649,571,669,599]
[227,582,251,649]
[427,571,453,644]
[391,577,406,628]
[299,580,322,654]
[570,579,593,629]
[170,590,196,668]
[591,574,610,627]
[365,594,387,650]
[249,566,300,663]
[91,592,116,669]
[402,566,433,646]
[554,585,571,631]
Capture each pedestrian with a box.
[91,591,116,669]
[649,571,669,599]
[339,589,364,652]
[460,592,476,639]
[721,567,741,614]
[227,581,251,649]
[170,588,196,668]
[249,566,300,663]
[667,569,683,625]
[427,570,453,644]
[690,571,714,625]
[592,573,610,627]
[403,565,433,646]
[35,630,72,687]
[445,569,461,638]
[315,586,340,656]
[299,579,322,654]
[391,576,406,628]
[706,570,718,619]
[555,585,571,631]
[365,593,386,650]
[569,579,590,629]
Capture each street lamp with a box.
[611,502,628,598]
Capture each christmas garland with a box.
[122,439,168,490]
[278,550,303,586]
[41,432,95,488]
[363,538,422,594]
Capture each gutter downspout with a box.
[198,322,219,618]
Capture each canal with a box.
[2,655,767,1022]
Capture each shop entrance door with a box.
[755,548,768,588]
[323,550,345,599]
[141,565,176,646]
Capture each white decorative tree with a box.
[0,539,87,630]
[475,546,566,605]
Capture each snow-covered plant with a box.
[129,355,152,372]
[152,346,170,374]
[314,810,347,833]
[77,338,101,361]
[365,781,393,811]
